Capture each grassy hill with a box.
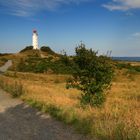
[0,46,140,139]
[0,46,75,74]
[19,46,60,58]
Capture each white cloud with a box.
[0,0,90,17]
[103,0,140,11]
[125,12,134,16]
[132,32,140,37]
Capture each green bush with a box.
[67,44,114,106]
[116,63,131,69]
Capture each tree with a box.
[67,43,114,106]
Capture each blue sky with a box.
[0,0,140,56]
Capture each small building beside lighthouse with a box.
[32,30,39,49]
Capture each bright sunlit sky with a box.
[0,0,140,56]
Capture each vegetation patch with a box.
[20,46,33,53]
[0,57,8,66]
[116,62,140,73]
[0,76,24,98]
[16,54,76,74]
[40,46,59,56]
[67,44,114,106]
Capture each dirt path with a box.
[0,60,12,73]
[0,89,91,140]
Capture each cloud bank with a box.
[103,0,140,11]
[0,0,90,17]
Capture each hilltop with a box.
[0,46,74,74]
[19,46,60,58]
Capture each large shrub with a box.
[67,44,114,106]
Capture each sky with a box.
[0,0,140,56]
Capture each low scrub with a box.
[116,62,140,73]
[20,46,33,53]
[16,56,76,74]
[0,76,24,98]
[0,57,8,66]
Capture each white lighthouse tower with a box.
[32,30,39,49]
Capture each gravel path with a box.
[0,60,92,140]
[0,60,12,73]
[0,89,92,140]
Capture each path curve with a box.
[0,89,92,140]
[0,60,12,73]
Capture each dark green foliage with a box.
[116,62,132,69]
[34,60,48,73]
[59,51,70,66]
[133,66,140,72]
[16,55,76,74]
[0,57,8,67]
[16,46,76,74]
[67,44,114,106]
[0,57,8,62]
[40,46,57,55]
[0,53,12,56]
[116,62,140,73]
[20,46,33,53]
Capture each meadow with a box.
[0,69,139,140]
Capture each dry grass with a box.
[5,71,70,83]
[0,71,140,140]
[0,61,5,67]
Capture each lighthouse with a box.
[32,30,39,49]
